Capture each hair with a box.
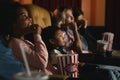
[41,26,62,50]
[53,6,72,28]
[72,7,84,20]
[0,1,23,46]
[52,6,66,27]
[62,7,73,22]
[0,1,22,36]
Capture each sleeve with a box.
[49,49,62,65]
[9,35,48,72]
[33,34,48,69]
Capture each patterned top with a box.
[9,34,57,75]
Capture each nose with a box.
[71,16,74,21]
[28,17,32,26]
[29,17,32,22]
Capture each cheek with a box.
[78,15,84,20]
[58,38,65,45]
[17,20,25,25]
[21,21,30,27]
[65,18,71,23]
[65,17,74,23]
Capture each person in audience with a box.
[0,1,25,80]
[72,7,97,52]
[42,21,120,80]
[42,26,76,65]
[53,6,98,53]
[52,6,120,80]
[53,7,83,54]
[0,1,57,75]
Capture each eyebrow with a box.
[18,12,25,15]
[17,11,28,16]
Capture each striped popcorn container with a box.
[56,54,78,78]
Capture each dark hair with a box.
[0,1,22,36]
[72,7,84,20]
[41,26,62,50]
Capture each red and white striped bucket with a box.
[103,32,114,51]
[57,54,78,78]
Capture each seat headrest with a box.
[24,4,51,29]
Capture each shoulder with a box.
[8,37,23,48]
[49,49,62,55]
[10,37,21,43]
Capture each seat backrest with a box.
[24,4,51,29]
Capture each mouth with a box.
[28,22,32,27]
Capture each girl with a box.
[8,4,57,75]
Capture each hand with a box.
[67,22,78,31]
[30,24,42,34]
[77,19,87,30]
[83,19,87,29]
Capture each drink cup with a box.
[102,32,114,51]
[56,54,78,78]
[97,40,108,52]
[13,71,49,80]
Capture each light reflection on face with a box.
[65,9,74,24]
[13,8,32,35]
[54,30,65,47]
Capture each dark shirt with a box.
[78,28,97,52]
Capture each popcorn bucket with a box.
[56,54,78,78]
[97,40,108,52]
[103,32,114,51]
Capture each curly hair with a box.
[0,1,22,36]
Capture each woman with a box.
[53,7,83,55]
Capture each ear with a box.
[49,39,55,45]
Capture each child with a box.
[6,3,56,75]
[41,26,78,65]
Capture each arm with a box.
[33,34,48,70]
[31,24,48,71]
[9,24,48,72]
[68,22,83,54]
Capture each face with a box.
[13,7,32,35]
[52,30,65,47]
[75,14,86,29]
[64,9,74,24]
[77,14,84,21]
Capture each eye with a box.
[19,13,29,20]
[66,14,73,19]
[66,15,71,18]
